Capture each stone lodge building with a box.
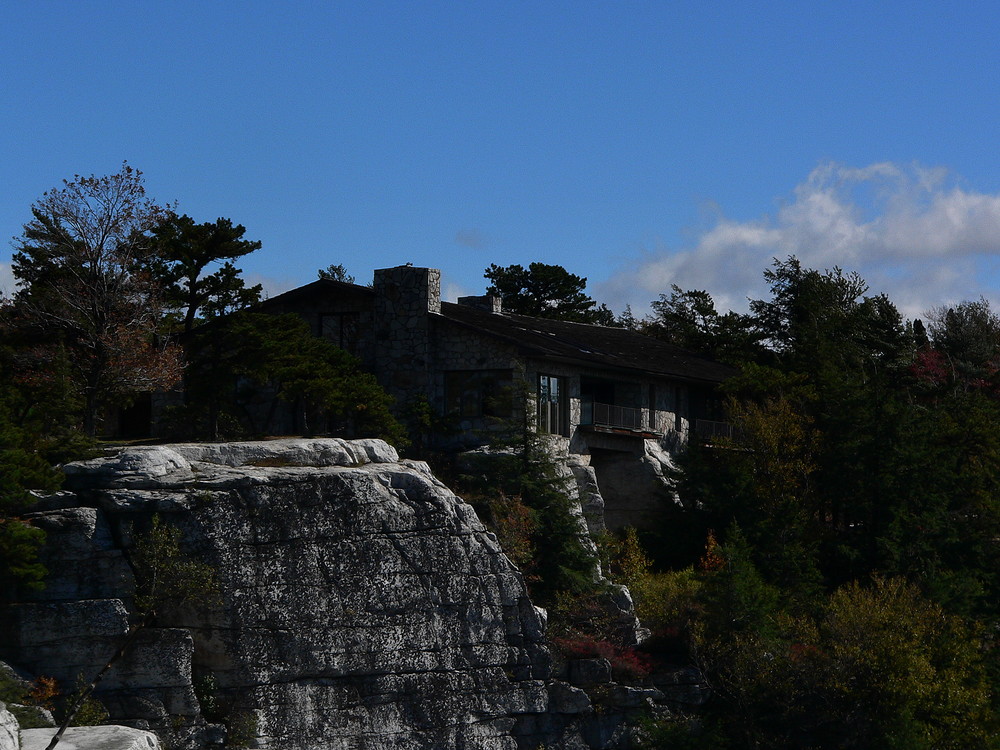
[259,266,734,523]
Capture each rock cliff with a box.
[1,439,659,749]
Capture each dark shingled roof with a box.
[259,277,734,385]
[439,302,735,385]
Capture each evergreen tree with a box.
[150,213,263,333]
[648,285,760,363]
[0,380,62,592]
[317,263,355,284]
[925,297,1000,390]
[484,262,615,324]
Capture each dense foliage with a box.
[452,383,597,607]
[317,263,355,284]
[170,311,406,444]
[632,256,1000,747]
[150,213,263,333]
[0,398,61,592]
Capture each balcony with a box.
[580,401,648,431]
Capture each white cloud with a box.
[599,161,1000,320]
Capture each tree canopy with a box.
[648,285,760,363]
[167,312,406,445]
[0,394,61,592]
[484,262,615,324]
[317,263,355,284]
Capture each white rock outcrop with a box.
[5,441,556,749]
[4,439,658,750]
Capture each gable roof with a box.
[439,302,735,385]
[260,277,371,307]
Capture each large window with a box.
[537,373,567,435]
[445,370,513,419]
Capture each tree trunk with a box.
[82,390,98,438]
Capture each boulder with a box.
[16,509,131,602]
[19,726,161,750]
[169,437,398,468]
[548,681,593,714]
[567,457,605,536]
[567,658,612,687]
[62,447,194,489]
[588,438,680,531]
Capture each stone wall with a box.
[587,441,681,531]
[427,315,523,442]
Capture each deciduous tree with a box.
[10,164,181,435]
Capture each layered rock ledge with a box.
[2,439,660,749]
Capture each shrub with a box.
[66,675,108,727]
[225,710,258,749]
[27,676,57,711]
[679,574,1000,749]
[490,492,538,575]
[552,634,655,683]
[634,567,703,632]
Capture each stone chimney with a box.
[373,265,441,315]
[457,295,503,314]
[372,266,441,408]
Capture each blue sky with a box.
[4,1,1000,319]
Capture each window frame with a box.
[537,372,568,436]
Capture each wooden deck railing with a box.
[581,401,647,430]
